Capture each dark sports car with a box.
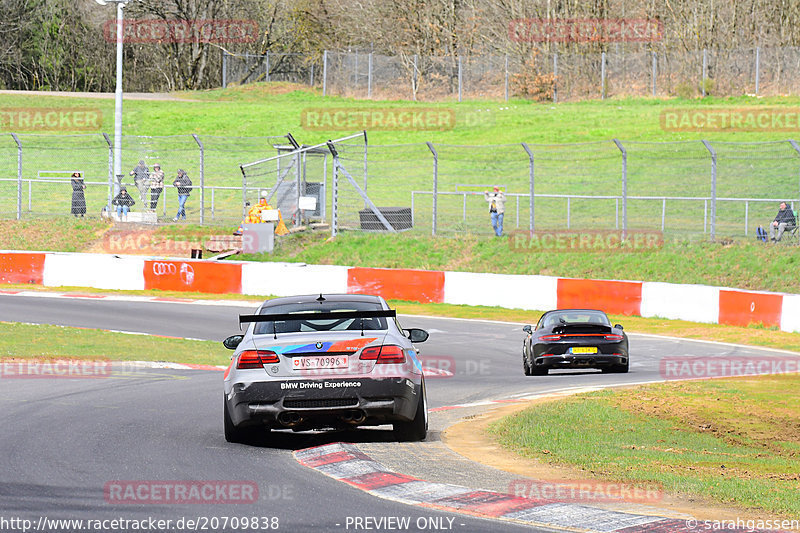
[522,309,628,375]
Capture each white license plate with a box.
[292,356,348,370]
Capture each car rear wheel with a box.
[523,352,532,376]
[531,365,548,376]
[394,385,427,442]
[224,396,265,443]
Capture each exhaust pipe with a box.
[341,410,366,424]
[278,411,302,427]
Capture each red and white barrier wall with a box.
[1,250,798,333]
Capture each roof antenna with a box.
[316,293,326,303]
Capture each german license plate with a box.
[572,347,598,354]
[292,356,348,370]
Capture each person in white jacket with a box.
[484,186,506,236]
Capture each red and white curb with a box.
[294,443,783,533]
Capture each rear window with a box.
[540,311,610,329]
[253,301,388,334]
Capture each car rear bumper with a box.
[533,353,627,369]
[226,377,422,429]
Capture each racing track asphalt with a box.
[0,293,790,532]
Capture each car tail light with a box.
[604,334,624,341]
[359,345,406,364]
[237,350,279,369]
[540,334,562,341]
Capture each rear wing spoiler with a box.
[239,309,396,326]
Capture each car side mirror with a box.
[406,328,429,343]
[614,324,623,331]
[522,325,532,334]
[223,334,243,350]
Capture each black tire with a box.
[224,397,264,443]
[394,384,428,442]
[523,348,532,376]
[610,358,630,373]
[224,397,244,443]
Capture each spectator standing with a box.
[129,160,149,201]
[149,163,164,210]
[70,172,86,218]
[769,201,797,242]
[172,169,192,221]
[484,186,506,237]
[112,186,135,222]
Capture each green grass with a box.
[238,231,800,294]
[490,376,800,518]
[0,218,110,251]
[2,87,800,233]
[0,321,230,366]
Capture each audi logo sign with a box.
[151,262,195,286]
[152,262,177,275]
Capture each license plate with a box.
[292,356,348,370]
[572,347,598,354]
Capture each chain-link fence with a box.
[4,132,800,242]
[222,46,800,100]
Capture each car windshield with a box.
[253,301,388,334]
[541,311,610,328]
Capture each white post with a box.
[113,1,125,190]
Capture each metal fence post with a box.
[504,55,509,102]
[265,51,270,82]
[413,54,418,101]
[331,152,339,237]
[651,52,657,97]
[601,51,606,99]
[702,49,708,97]
[426,142,438,236]
[521,142,534,230]
[457,57,463,102]
[368,52,373,98]
[222,50,227,89]
[788,141,800,235]
[701,140,717,241]
[553,52,558,103]
[11,133,21,220]
[322,50,328,96]
[613,139,627,238]
[103,132,113,212]
[192,134,205,225]
[755,46,761,95]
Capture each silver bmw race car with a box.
[222,294,429,443]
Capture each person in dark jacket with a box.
[129,160,149,201]
[769,201,796,242]
[112,186,135,221]
[70,172,86,217]
[172,169,192,221]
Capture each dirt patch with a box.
[443,393,793,524]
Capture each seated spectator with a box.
[769,201,796,242]
[112,186,136,221]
